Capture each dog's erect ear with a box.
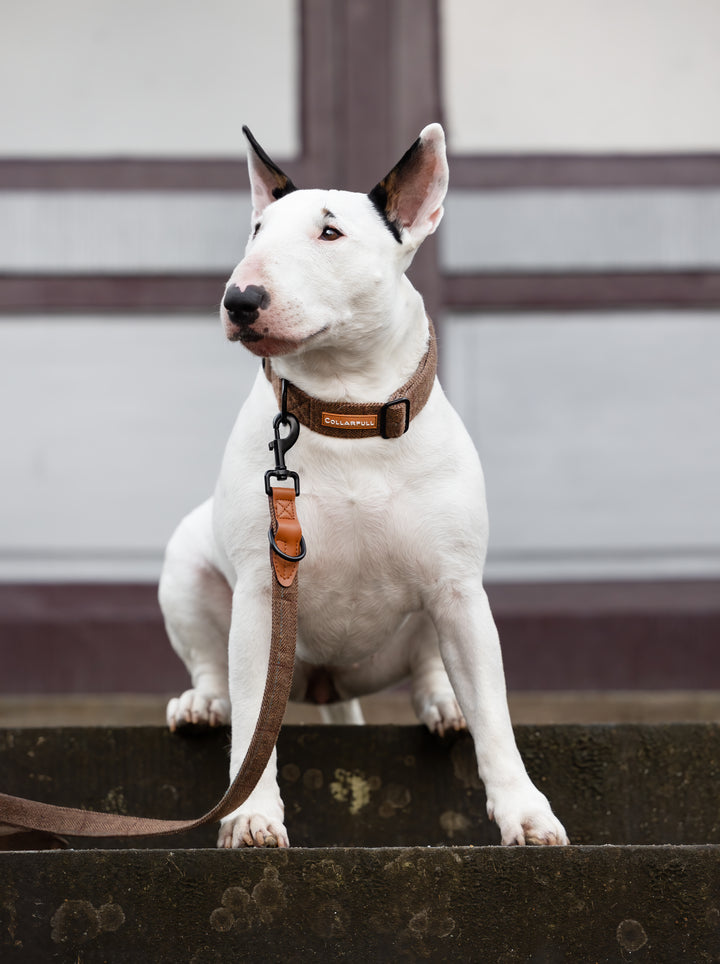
[243,126,298,219]
[368,123,449,248]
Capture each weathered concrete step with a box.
[1,724,719,848]
[1,725,720,962]
[2,846,719,963]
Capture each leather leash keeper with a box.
[0,424,304,843]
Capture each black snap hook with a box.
[265,389,301,495]
[271,410,300,458]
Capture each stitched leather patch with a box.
[270,486,303,588]
[321,412,378,430]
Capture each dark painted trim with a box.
[0,275,226,313]
[0,581,718,692]
[338,0,394,192]
[0,584,186,694]
[5,153,720,193]
[4,152,720,193]
[299,0,341,188]
[487,579,720,616]
[488,580,720,691]
[4,272,720,316]
[444,271,720,312]
[0,154,324,194]
[450,154,720,190]
[393,0,444,321]
[392,0,444,151]
[0,158,250,191]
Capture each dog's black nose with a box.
[223,285,270,325]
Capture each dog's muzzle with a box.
[223,284,270,327]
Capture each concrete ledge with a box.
[2,845,719,963]
[1,724,720,848]
[2,725,720,961]
[5,689,720,727]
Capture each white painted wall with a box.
[7,187,720,276]
[442,189,720,271]
[0,317,259,580]
[0,192,251,272]
[1,0,719,583]
[442,312,720,581]
[442,0,720,153]
[0,0,299,157]
[4,310,717,583]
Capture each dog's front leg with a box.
[217,584,288,849]
[430,585,569,846]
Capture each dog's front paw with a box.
[412,689,467,737]
[487,786,569,846]
[218,810,289,849]
[166,689,230,731]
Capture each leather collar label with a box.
[321,412,378,430]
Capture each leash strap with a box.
[0,485,302,842]
[264,318,437,439]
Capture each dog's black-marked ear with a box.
[368,123,449,248]
[243,125,298,219]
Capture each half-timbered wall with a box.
[1,0,719,585]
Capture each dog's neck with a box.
[266,280,429,404]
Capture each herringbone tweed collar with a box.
[263,319,437,440]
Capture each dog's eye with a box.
[319,226,344,241]
[252,222,261,238]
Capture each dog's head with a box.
[221,125,449,357]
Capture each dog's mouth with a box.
[232,324,329,357]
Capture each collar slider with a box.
[379,397,411,439]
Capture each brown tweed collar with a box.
[263,319,437,440]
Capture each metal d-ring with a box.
[268,527,307,563]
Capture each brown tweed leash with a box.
[0,584,298,842]
[0,433,303,843]
[0,320,435,843]
[0,507,299,842]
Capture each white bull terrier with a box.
[160,124,568,849]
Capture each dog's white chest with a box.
[292,458,424,664]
